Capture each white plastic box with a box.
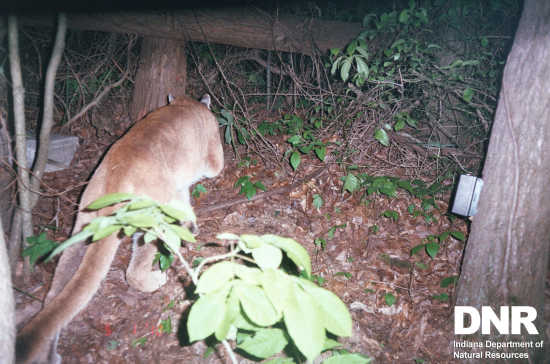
[26,134,79,172]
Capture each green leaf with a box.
[312,194,324,209]
[187,292,226,341]
[340,58,352,82]
[237,328,288,359]
[236,283,280,326]
[290,151,301,170]
[196,261,235,294]
[215,289,240,341]
[121,214,156,228]
[425,242,440,258]
[394,119,405,131]
[299,279,352,337]
[463,87,474,103]
[283,285,325,361]
[167,224,196,243]
[240,234,265,249]
[192,184,207,198]
[23,232,58,265]
[92,224,122,241]
[355,56,369,77]
[86,193,136,210]
[374,128,389,146]
[451,231,465,241]
[440,276,458,288]
[385,293,396,306]
[160,200,196,223]
[410,244,425,256]
[398,9,410,23]
[343,173,360,193]
[126,198,156,210]
[287,134,302,146]
[234,264,263,285]
[261,268,293,314]
[314,145,326,161]
[160,224,181,253]
[252,244,283,270]
[261,235,311,277]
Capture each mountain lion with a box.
[16,94,224,363]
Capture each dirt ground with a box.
[15,99,479,364]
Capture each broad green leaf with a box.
[299,279,352,337]
[340,58,352,82]
[187,293,226,341]
[234,264,262,285]
[23,233,58,265]
[122,225,137,236]
[355,56,369,77]
[236,283,280,327]
[290,151,301,170]
[440,276,458,288]
[283,285,325,361]
[160,200,196,223]
[92,224,121,241]
[86,193,136,210]
[167,224,196,243]
[312,194,323,209]
[160,224,181,253]
[323,353,372,364]
[287,134,302,145]
[122,214,156,228]
[385,293,396,306]
[261,268,293,314]
[425,242,440,258]
[126,198,156,210]
[451,231,465,241]
[410,244,425,256]
[394,119,405,131]
[261,235,311,277]
[215,289,240,340]
[330,57,341,75]
[314,145,326,161]
[252,244,282,270]
[240,234,265,249]
[237,328,288,359]
[463,87,474,103]
[343,173,360,193]
[398,9,409,23]
[323,338,343,351]
[196,261,235,294]
[374,128,389,146]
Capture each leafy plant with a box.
[234,175,267,200]
[192,184,207,198]
[41,193,361,364]
[410,230,465,259]
[23,232,57,265]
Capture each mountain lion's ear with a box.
[200,94,211,110]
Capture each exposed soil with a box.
[14,100,471,364]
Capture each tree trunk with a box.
[455,0,550,362]
[129,37,187,122]
[21,9,361,56]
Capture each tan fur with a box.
[16,95,224,364]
